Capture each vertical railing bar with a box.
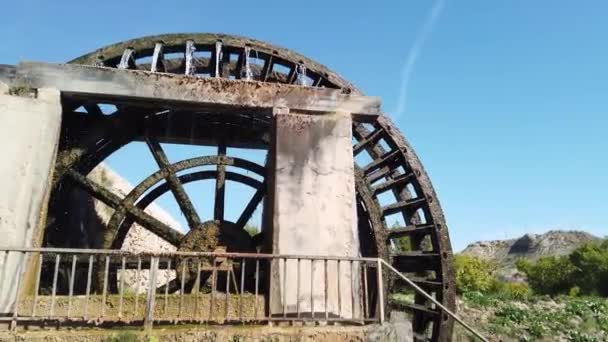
[225,259,231,321]
[84,255,93,320]
[310,259,314,319]
[144,256,158,330]
[10,251,25,331]
[179,259,186,319]
[164,259,171,316]
[195,258,201,321]
[118,255,125,319]
[135,256,141,316]
[282,258,287,319]
[101,255,109,318]
[67,254,77,319]
[50,253,60,318]
[239,259,245,321]
[376,258,384,323]
[254,258,259,319]
[363,262,369,319]
[337,260,341,318]
[210,257,216,321]
[351,260,355,320]
[31,253,42,317]
[296,258,301,319]
[324,259,328,321]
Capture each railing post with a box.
[144,256,159,331]
[376,258,384,324]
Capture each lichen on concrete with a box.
[0,322,408,342]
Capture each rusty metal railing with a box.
[379,260,488,342]
[0,247,383,330]
[0,247,487,341]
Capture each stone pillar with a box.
[0,86,62,313]
[269,109,361,319]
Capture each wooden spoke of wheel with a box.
[145,135,202,229]
[214,143,227,222]
[235,184,266,231]
[65,168,183,246]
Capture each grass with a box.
[453,292,608,341]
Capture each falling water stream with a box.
[117,48,134,69]
[185,40,196,75]
[214,41,223,77]
[244,47,253,80]
[296,64,307,86]
[151,42,163,73]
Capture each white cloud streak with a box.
[393,0,445,119]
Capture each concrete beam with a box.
[7,62,381,117]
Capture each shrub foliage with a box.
[454,254,496,294]
[516,239,608,297]
[516,256,576,295]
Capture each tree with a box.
[244,224,259,237]
[569,240,608,296]
[516,256,576,296]
[454,254,496,294]
[390,222,412,251]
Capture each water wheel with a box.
[42,33,456,341]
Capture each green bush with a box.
[454,255,496,294]
[570,286,582,297]
[462,291,494,306]
[565,298,608,317]
[244,224,259,237]
[389,222,412,251]
[569,240,608,297]
[494,304,528,324]
[516,256,577,296]
[566,331,599,342]
[516,239,608,297]
[492,281,532,300]
[393,235,412,251]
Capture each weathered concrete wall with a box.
[270,111,361,318]
[0,321,411,342]
[0,87,61,312]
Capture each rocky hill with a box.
[461,230,600,280]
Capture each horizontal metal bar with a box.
[0,247,379,262]
[265,317,375,323]
[0,315,379,324]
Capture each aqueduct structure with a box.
[0,33,457,341]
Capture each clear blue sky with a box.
[1,1,606,251]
